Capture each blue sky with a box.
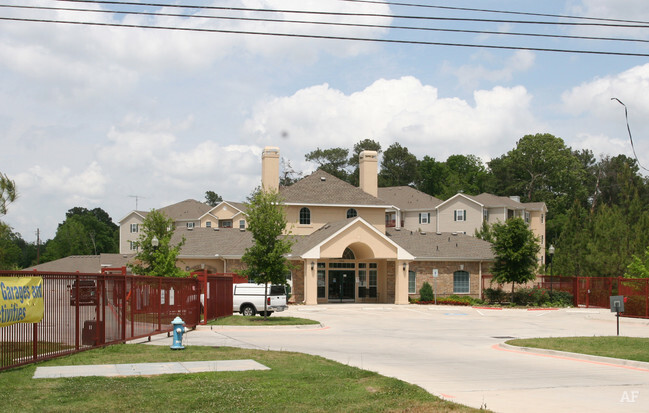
[2,0,649,242]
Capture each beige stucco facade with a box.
[285,205,386,235]
[119,212,146,254]
[437,196,483,234]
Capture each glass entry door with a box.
[328,270,355,302]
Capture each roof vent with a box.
[436,232,441,235]
[213,227,219,231]
[187,227,193,231]
[452,232,458,236]
[240,228,246,232]
[420,231,426,235]
[320,176,326,181]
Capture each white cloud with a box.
[243,76,542,162]
[560,63,649,160]
[566,0,649,38]
[442,50,536,90]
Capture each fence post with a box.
[75,274,80,350]
[32,323,38,361]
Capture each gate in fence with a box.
[0,269,233,372]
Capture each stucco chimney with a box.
[359,150,378,197]
[261,146,280,192]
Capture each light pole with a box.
[151,236,159,249]
[548,244,555,296]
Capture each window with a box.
[346,208,357,219]
[239,219,246,229]
[219,220,232,228]
[525,211,530,223]
[541,214,544,224]
[317,269,326,298]
[129,241,137,251]
[206,221,211,228]
[342,248,355,260]
[186,222,195,229]
[369,268,378,298]
[299,207,311,225]
[483,209,489,221]
[408,271,416,294]
[454,210,466,221]
[419,212,430,224]
[453,270,470,294]
[130,223,138,233]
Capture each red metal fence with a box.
[0,270,233,372]
[482,274,649,318]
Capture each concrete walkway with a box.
[33,359,269,379]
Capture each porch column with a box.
[304,260,318,305]
[395,260,409,305]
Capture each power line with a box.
[611,98,649,173]
[51,0,649,29]
[4,4,649,45]
[338,0,649,26]
[3,14,649,57]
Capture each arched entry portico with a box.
[300,217,414,305]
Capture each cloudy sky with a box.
[2,0,649,242]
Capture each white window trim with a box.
[187,222,195,229]
[454,209,466,222]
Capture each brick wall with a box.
[409,261,485,299]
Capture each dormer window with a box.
[346,208,357,219]
[187,222,195,229]
[299,207,311,225]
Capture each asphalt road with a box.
[143,304,649,412]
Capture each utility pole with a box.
[36,228,41,265]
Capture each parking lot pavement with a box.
[143,305,649,413]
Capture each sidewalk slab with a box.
[33,359,269,379]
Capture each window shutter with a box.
[427,213,430,223]
[418,214,422,224]
[464,210,467,221]
[454,210,457,221]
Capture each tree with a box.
[490,218,541,300]
[416,156,447,197]
[305,147,350,181]
[347,139,382,186]
[205,191,223,207]
[625,246,649,278]
[378,143,419,187]
[239,188,294,319]
[0,222,21,270]
[488,133,588,220]
[129,209,187,277]
[41,207,118,262]
[279,157,303,187]
[0,172,17,216]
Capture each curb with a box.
[498,342,649,370]
[194,323,325,331]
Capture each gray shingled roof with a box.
[280,170,389,207]
[173,227,255,257]
[159,199,212,221]
[378,186,442,210]
[385,230,494,261]
[24,254,136,273]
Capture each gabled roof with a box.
[386,230,494,261]
[172,227,255,258]
[201,201,249,220]
[118,210,147,224]
[437,192,547,212]
[159,199,212,221]
[378,186,442,211]
[280,170,390,208]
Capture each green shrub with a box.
[512,287,574,307]
[484,287,507,304]
[419,282,434,302]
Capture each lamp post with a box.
[548,244,555,296]
[151,235,159,248]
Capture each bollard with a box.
[170,316,186,350]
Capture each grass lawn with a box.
[0,344,480,412]
[209,315,321,326]
[506,336,649,362]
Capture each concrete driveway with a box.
[144,305,649,413]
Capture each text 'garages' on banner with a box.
[0,277,44,327]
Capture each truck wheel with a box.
[241,305,256,316]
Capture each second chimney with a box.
[359,150,378,197]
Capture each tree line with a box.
[2,132,648,277]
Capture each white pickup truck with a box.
[232,283,288,316]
